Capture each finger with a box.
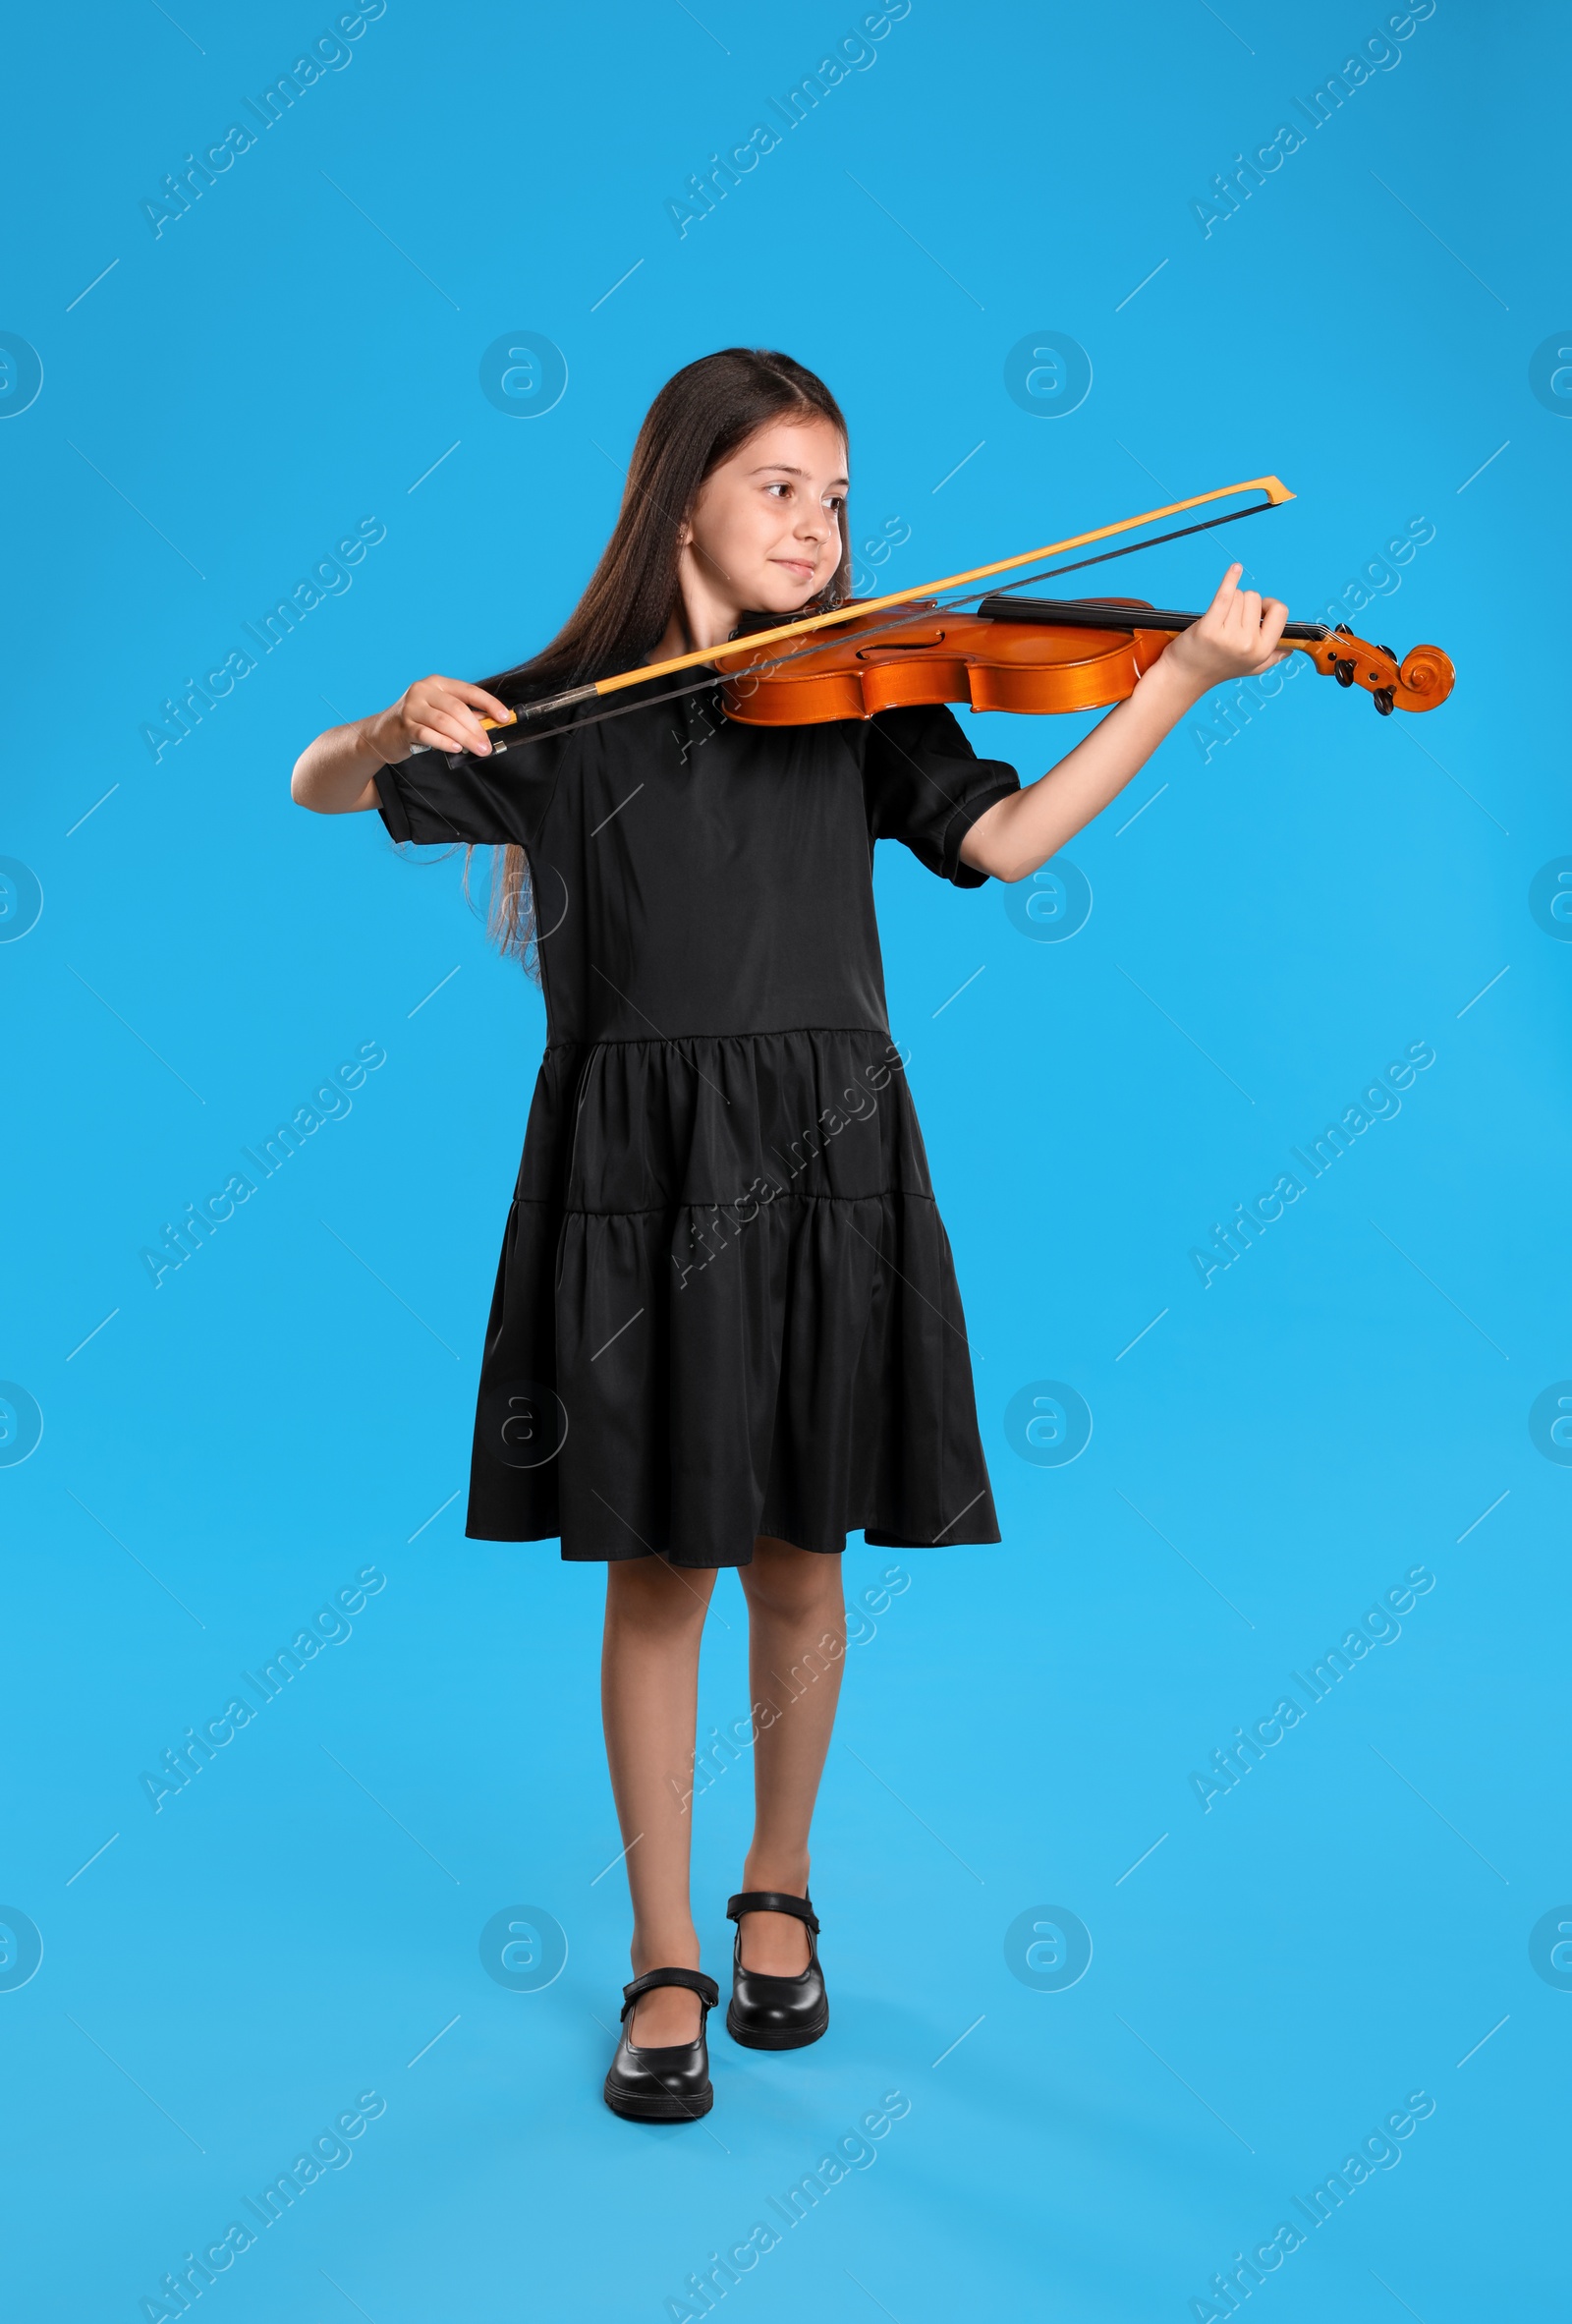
[1259,595,1290,649]
[421,695,496,753]
[417,711,489,757]
[1207,563,1244,618]
[408,723,471,757]
[451,684,516,725]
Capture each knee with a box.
[742,1540,844,1620]
[605,1558,714,1632]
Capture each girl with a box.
[292,348,1286,2122]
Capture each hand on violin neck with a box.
[1153,562,1289,707]
[960,565,1291,885]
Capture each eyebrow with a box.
[749,462,850,487]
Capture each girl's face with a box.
[682,415,848,614]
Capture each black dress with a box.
[373,675,1020,1568]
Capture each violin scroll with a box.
[1301,623,1454,714]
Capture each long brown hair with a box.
[475,348,851,970]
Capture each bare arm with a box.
[289,676,514,814]
[959,566,1289,881]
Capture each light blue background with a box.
[3,2,1566,2317]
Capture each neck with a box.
[648,547,747,665]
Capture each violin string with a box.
[432,497,1279,764]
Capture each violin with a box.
[410,475,1454,760]
[714,592,1454,726]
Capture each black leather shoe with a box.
[725,1891,829,2050]
[602,1966,719,2122]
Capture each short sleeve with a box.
[861,703,1020,886]
[373,726,566,849]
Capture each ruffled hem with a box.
[464,1187,998,1565]
[459,1025,997,1565]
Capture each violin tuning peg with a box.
[1373,687,1395,715]
[1378,645,1396,658]
[1333,657,1356,687]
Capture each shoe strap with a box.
[620,1965,719,2020]
[726,1890,820,1934]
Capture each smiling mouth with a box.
[773,557,815,578]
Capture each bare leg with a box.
[736,1536,846,1975]
[601,1555,717,2045]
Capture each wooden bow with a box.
[509,475,1296,723]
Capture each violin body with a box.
[714,600,1168,725]
[715,595,1454,726]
